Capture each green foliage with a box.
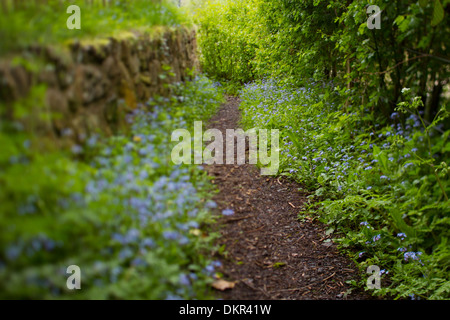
[0,75,224,299]
[195,0,261,85]
[197,0,450,299]
[197,0,449,121]
[0,0,190,55]
[239,78,449,299]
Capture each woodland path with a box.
[205,96,372,300]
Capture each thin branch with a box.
[362,54,429,75]
[405,47,450,64]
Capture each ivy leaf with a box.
[419,0,428,8]
[431,0,444,26]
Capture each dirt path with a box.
[205,96,371,300]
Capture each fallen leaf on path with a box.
[272,262,286,268]
[211,279,236,291]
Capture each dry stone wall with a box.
[0,27,199,142]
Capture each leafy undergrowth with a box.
[0,75,224,299]
[239,78,450,300]
[0,0,190,56]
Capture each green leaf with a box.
[394,15,405,26]
[419,0,428,8]
[286,130,302,150]
[389,208,416,238]
[431,0,444,26]
[373,145,388,172]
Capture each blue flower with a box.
[71,144,83,155]
[179,236,190,245]
[131,257,146,267]
[187,221,199,229]
[6,245,22,261]
[189,273,198,281]
[205,200,217,209]
[404,251,422,262]
[87,135,98,147]
[62,128,74,137]
[118,248,134,260]
[222,209,235,216]
[166,294,183,300]
[163,231,179,240]
[139,170,149,180]
[205,264,215,274]
[391,112,398,119]
[124,229,140,243]
[179,273,191,286]
[141,238,155,248]
[110,266,123,283]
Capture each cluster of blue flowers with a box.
[0,75,223,299]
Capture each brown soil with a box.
[205,96,372,300]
